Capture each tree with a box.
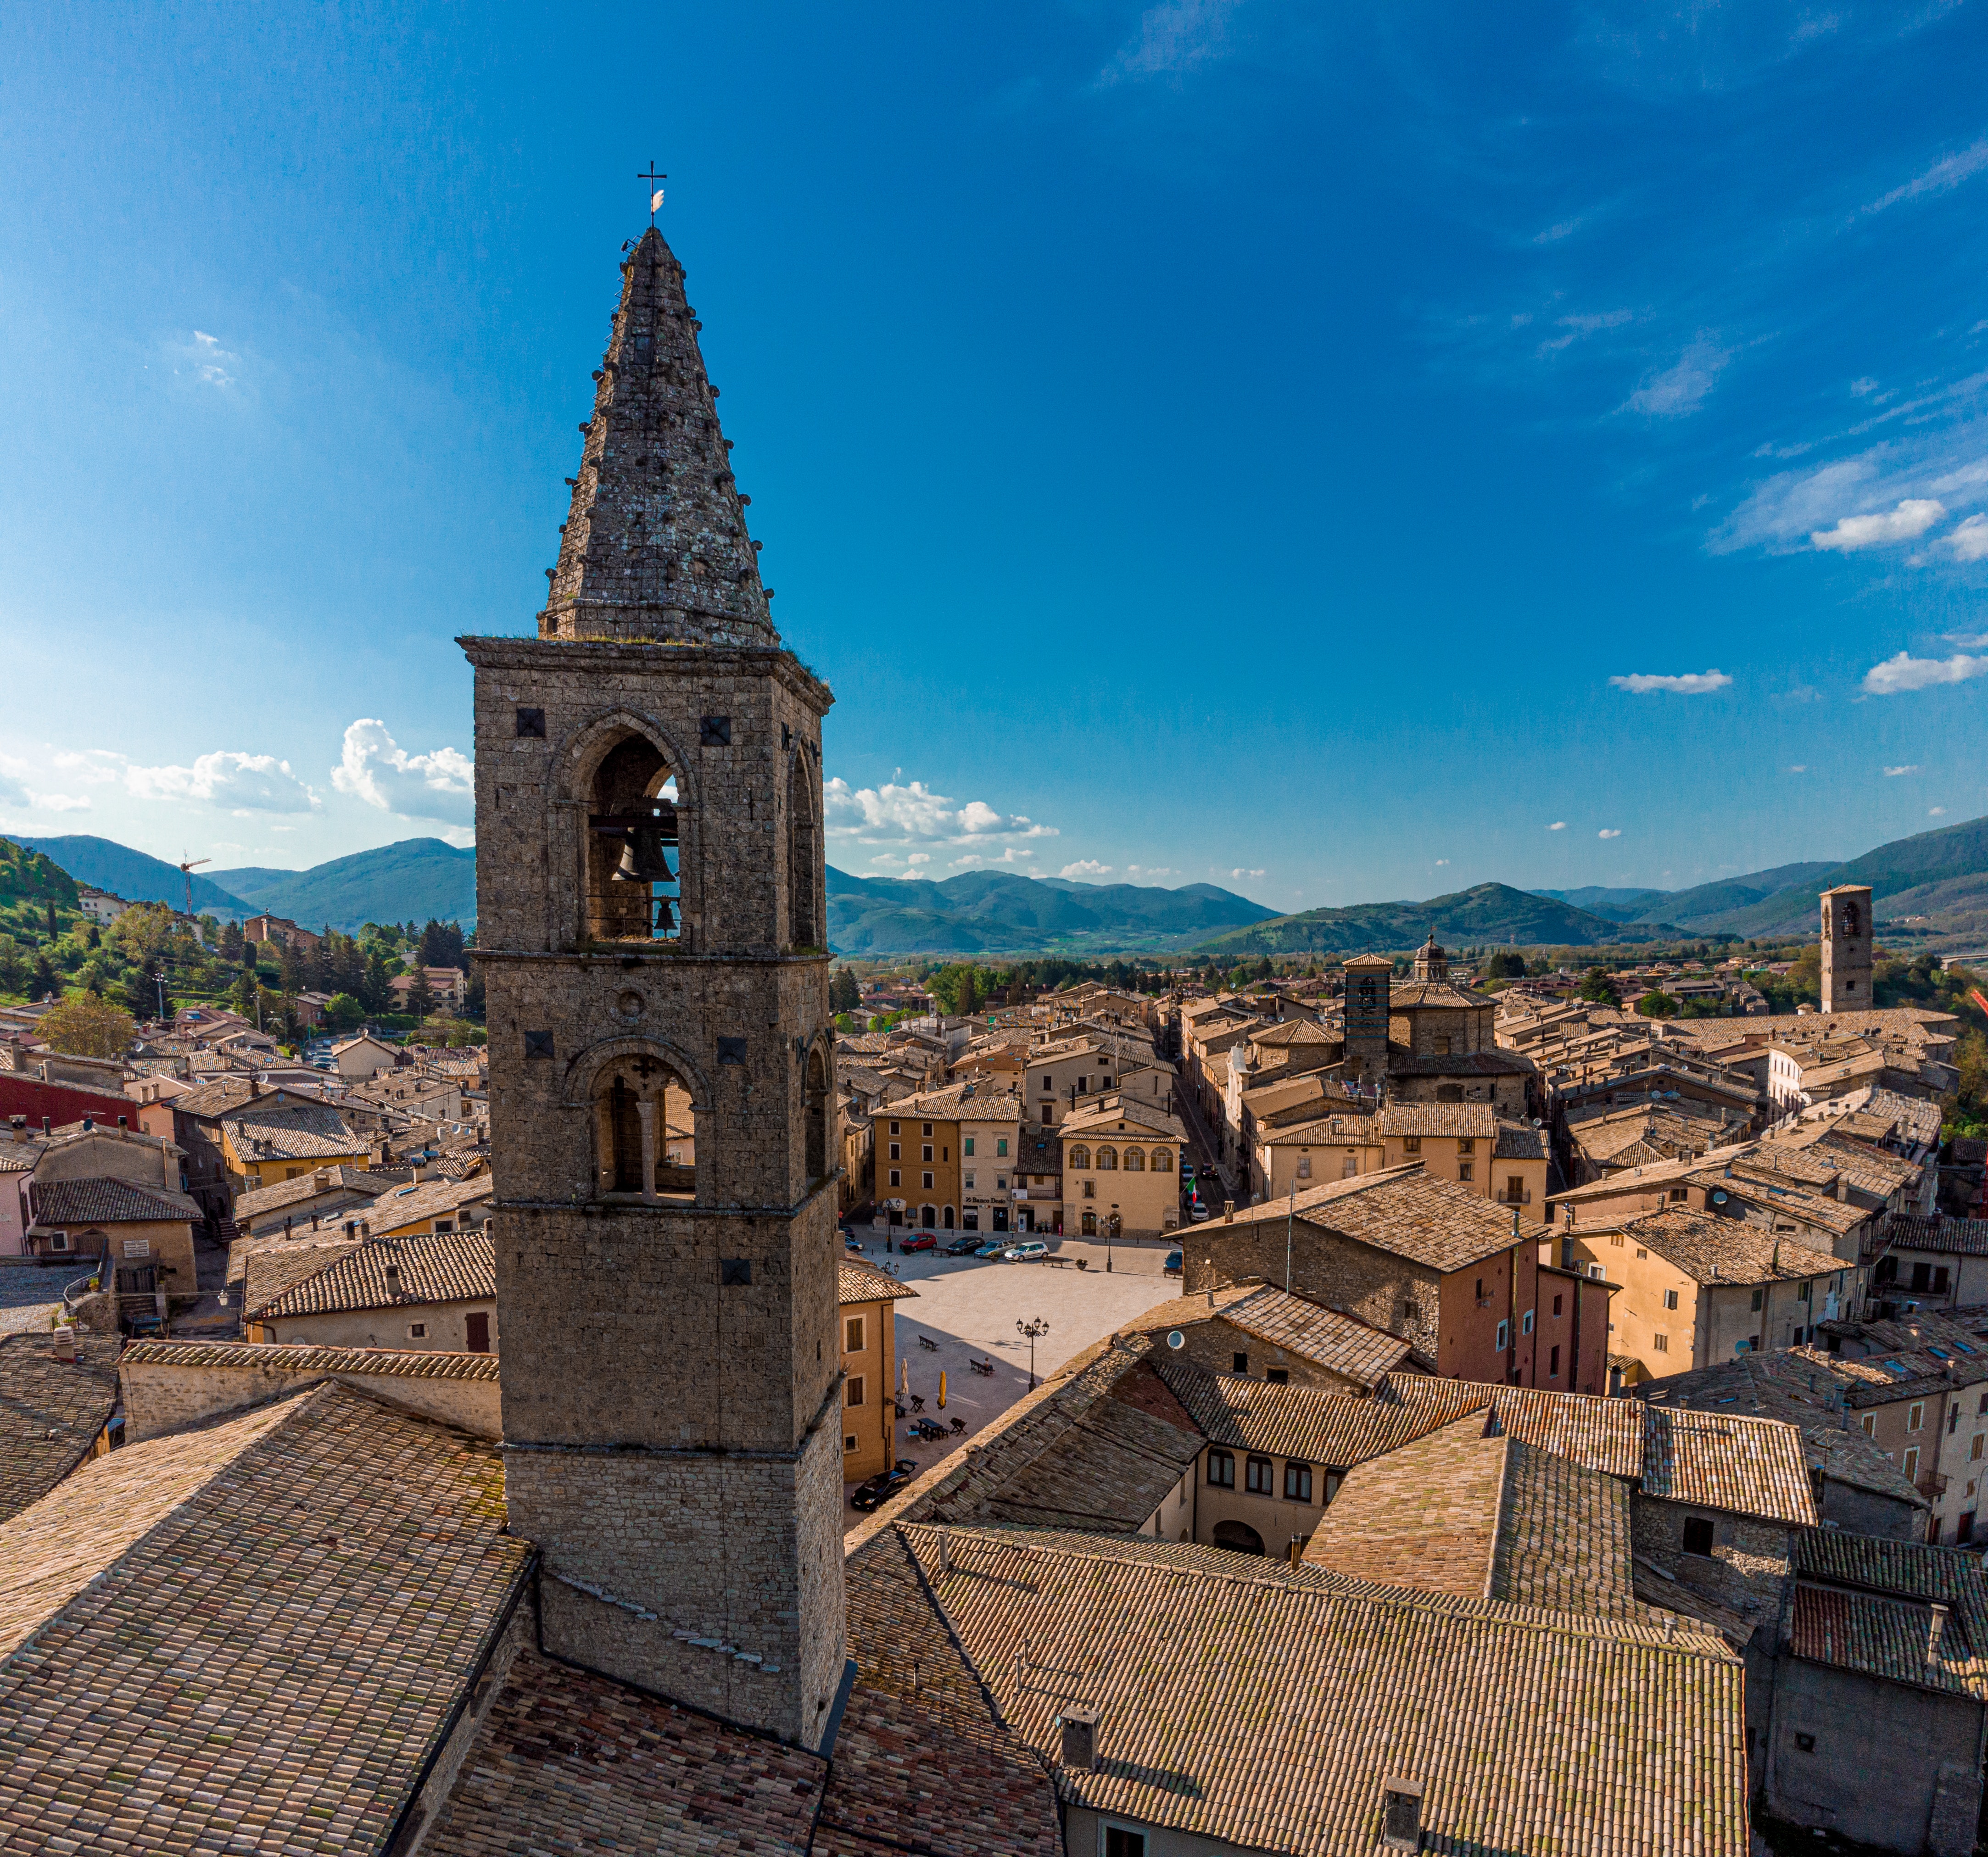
[278,938,305,995]
[1636,989,1680,1019]
[232,968,263,1019]
[463,967,486,1020]
[1579,966,1618,1006]
[323,992,366,1033]
[1485,952,1528,980]
[37,993,136,1058]
[829,968,861,1013]
[218,919,245,962]
[28,952,57,1000]
[406,969,437,1021]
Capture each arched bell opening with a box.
[804,1045,830,1186]
[586,734,682,944]
[592,1056,697,1202]
[787,755,820,950]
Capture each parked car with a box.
[843,1234,864,1252]
[848,1460,921,1511]
[1164,1249,1183,1277]
[1003,1239,1050,1262]
[944,1235,983,1255]
[975,1241,1010,1258]
[899,1234,938,1253]
[1189,1203,1212,1222]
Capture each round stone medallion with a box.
[611,988,646,1026]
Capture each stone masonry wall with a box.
[506,1417,846,1749]
[120,1355,501,1441]
[1183,1221,1441,1362]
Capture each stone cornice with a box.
[456,633,833,714]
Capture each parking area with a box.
[842,1231,1182,1526]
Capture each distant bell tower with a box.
[1411,931,1449,984]
[1342,954,1392,1083]
[461,224,844,1750]
[1820,883,1873,1014]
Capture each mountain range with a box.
[825,868,1276,955]
[16,809,1988,956]
[15,836,477,933]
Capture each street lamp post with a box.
[1016,1316,1050,1391]
[1106,1209,1119,1273]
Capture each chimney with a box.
[1223,1201,1234,1223]
[1928,1602,1949,1668]
[1058,1709,1098,1772]
[1380,1778,1425,1851]
[41,1117,50,1135]
[250,1076,262,1099]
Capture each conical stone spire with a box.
[538,226,778,647]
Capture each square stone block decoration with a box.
[525,1030,555,1060]
[700,715,731,746]
[718,1036,747,1065]
[515,706,546,737]
[720,1259,753,1286]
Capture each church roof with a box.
[540,226,778,648]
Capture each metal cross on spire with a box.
[639,163,667,223]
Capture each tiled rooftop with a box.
[27,1177,202,1226]
[0,1381,529,1854]
[1621,1207,1847,1287]
[120,1338,503,1380]
[0,1332,119,1527]
[250,1228,495,1320]
[900,1525,1745,1857]
[838,1258,921,1305]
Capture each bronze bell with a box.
[612,825,676,883]
[653,896,678,936]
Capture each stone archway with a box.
[1212,1520,1265,1556]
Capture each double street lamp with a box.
[1016,1316,1050,1391]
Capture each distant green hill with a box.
[1195,882,1658,957]
[1683,816,1988,937]
[0,839,79,910]
[826,868,1275,956]
[16,835,252,914]
[212,839,476,931]
[1531,886,1673,924]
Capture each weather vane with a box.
[639,163,667,223]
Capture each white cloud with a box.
[1126,864,1177,879]
[30,793,90,813]
[1931,807,1948,816]
[1229,867,1266,879]
[1434,859,1451,866]
[1947,515,1988,563]
[1810,498,1947,551]
[1060,860,1115,880]
[1098,0,1243,84]
[1787,765,1808,773]
[950,847,1035,868]
[1622,337,1730,418]
[1883,765,1920,776]
[125,750,320,814]
[823,775,1055,852]
[1547,821,1567,831]
[1862,651,1988,695]
[1608,670,1733,695]
[331,719,474,823]
[1861,139,1988,217]
[49,752,121,786]
[1598,829,1622,839]
[906,853,930,866]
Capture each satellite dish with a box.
[1166,1330,1185,1350]
[1712,1190,1728,1205]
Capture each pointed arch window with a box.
[804,1046,830,1185]
[587,735,681,943]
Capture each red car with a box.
[899,1234,938,1253]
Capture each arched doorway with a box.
[1212,1520,1265,1556]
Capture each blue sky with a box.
[2,1,1986,910]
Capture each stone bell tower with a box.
[1820,882,1873,1014]
[460,225,844,1749]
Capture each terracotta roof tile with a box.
[838,1259,921,1305]
[249,1228,495,1320]
[0,1333,119,1527]
[0,1381,528,1853]
[120,1338,502,1380]
[27,1178,201,1226]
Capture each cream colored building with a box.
[1060,1095,1188,1239]
[1564,1206,1858,1384]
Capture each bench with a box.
[1043,1255,1073,1269]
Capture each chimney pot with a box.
[1058,1708,1098,1772]
[1381,1777,1425,1851]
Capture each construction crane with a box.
[178,855,210,920]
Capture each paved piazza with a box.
[842,1229,1182,1516]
